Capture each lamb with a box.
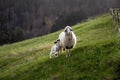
[58,26,77,58]
[50,39,61,58]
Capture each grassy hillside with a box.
[0,14,120,80]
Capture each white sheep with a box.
[119,13,120,32]
[50,39,61,58]
[58,26,77,58]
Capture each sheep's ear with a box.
[54,41,57,44]
[57,39,60,41]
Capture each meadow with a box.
[0,14,120,80]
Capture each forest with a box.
[0,0,120,45]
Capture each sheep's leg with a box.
[66,49,71,58]
[68,49,71,57]
[58,50,60,56]
[66,49,69,58]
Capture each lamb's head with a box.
[64,26,72,36]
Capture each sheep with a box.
[109,8,116,23]
[58,26,77,58]
[118,13,120,32]
[109,8,115,16]
[50,39,61,58]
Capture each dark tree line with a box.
[0,0,120,45]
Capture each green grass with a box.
[0,14,120,80]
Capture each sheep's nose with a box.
[67,31,70,35]
[68,32,71,35]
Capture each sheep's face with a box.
[64,26,72,35]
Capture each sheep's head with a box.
[109,8,113,12]
[119,13,120,19]
[64,26,72,35]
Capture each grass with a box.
[0,14,120,80]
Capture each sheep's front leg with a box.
[68,49,71,57]
[66,49,71,58]
[66,49,69,58]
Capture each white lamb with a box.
[58,26,77,58]
[50,39,61,58]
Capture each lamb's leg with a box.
[58,51,60,56]
[50,51,52,59]
[59,48,62,55]
[66,49,71,58]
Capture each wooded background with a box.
[0,0,120,45]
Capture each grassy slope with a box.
[0,14,120,80]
